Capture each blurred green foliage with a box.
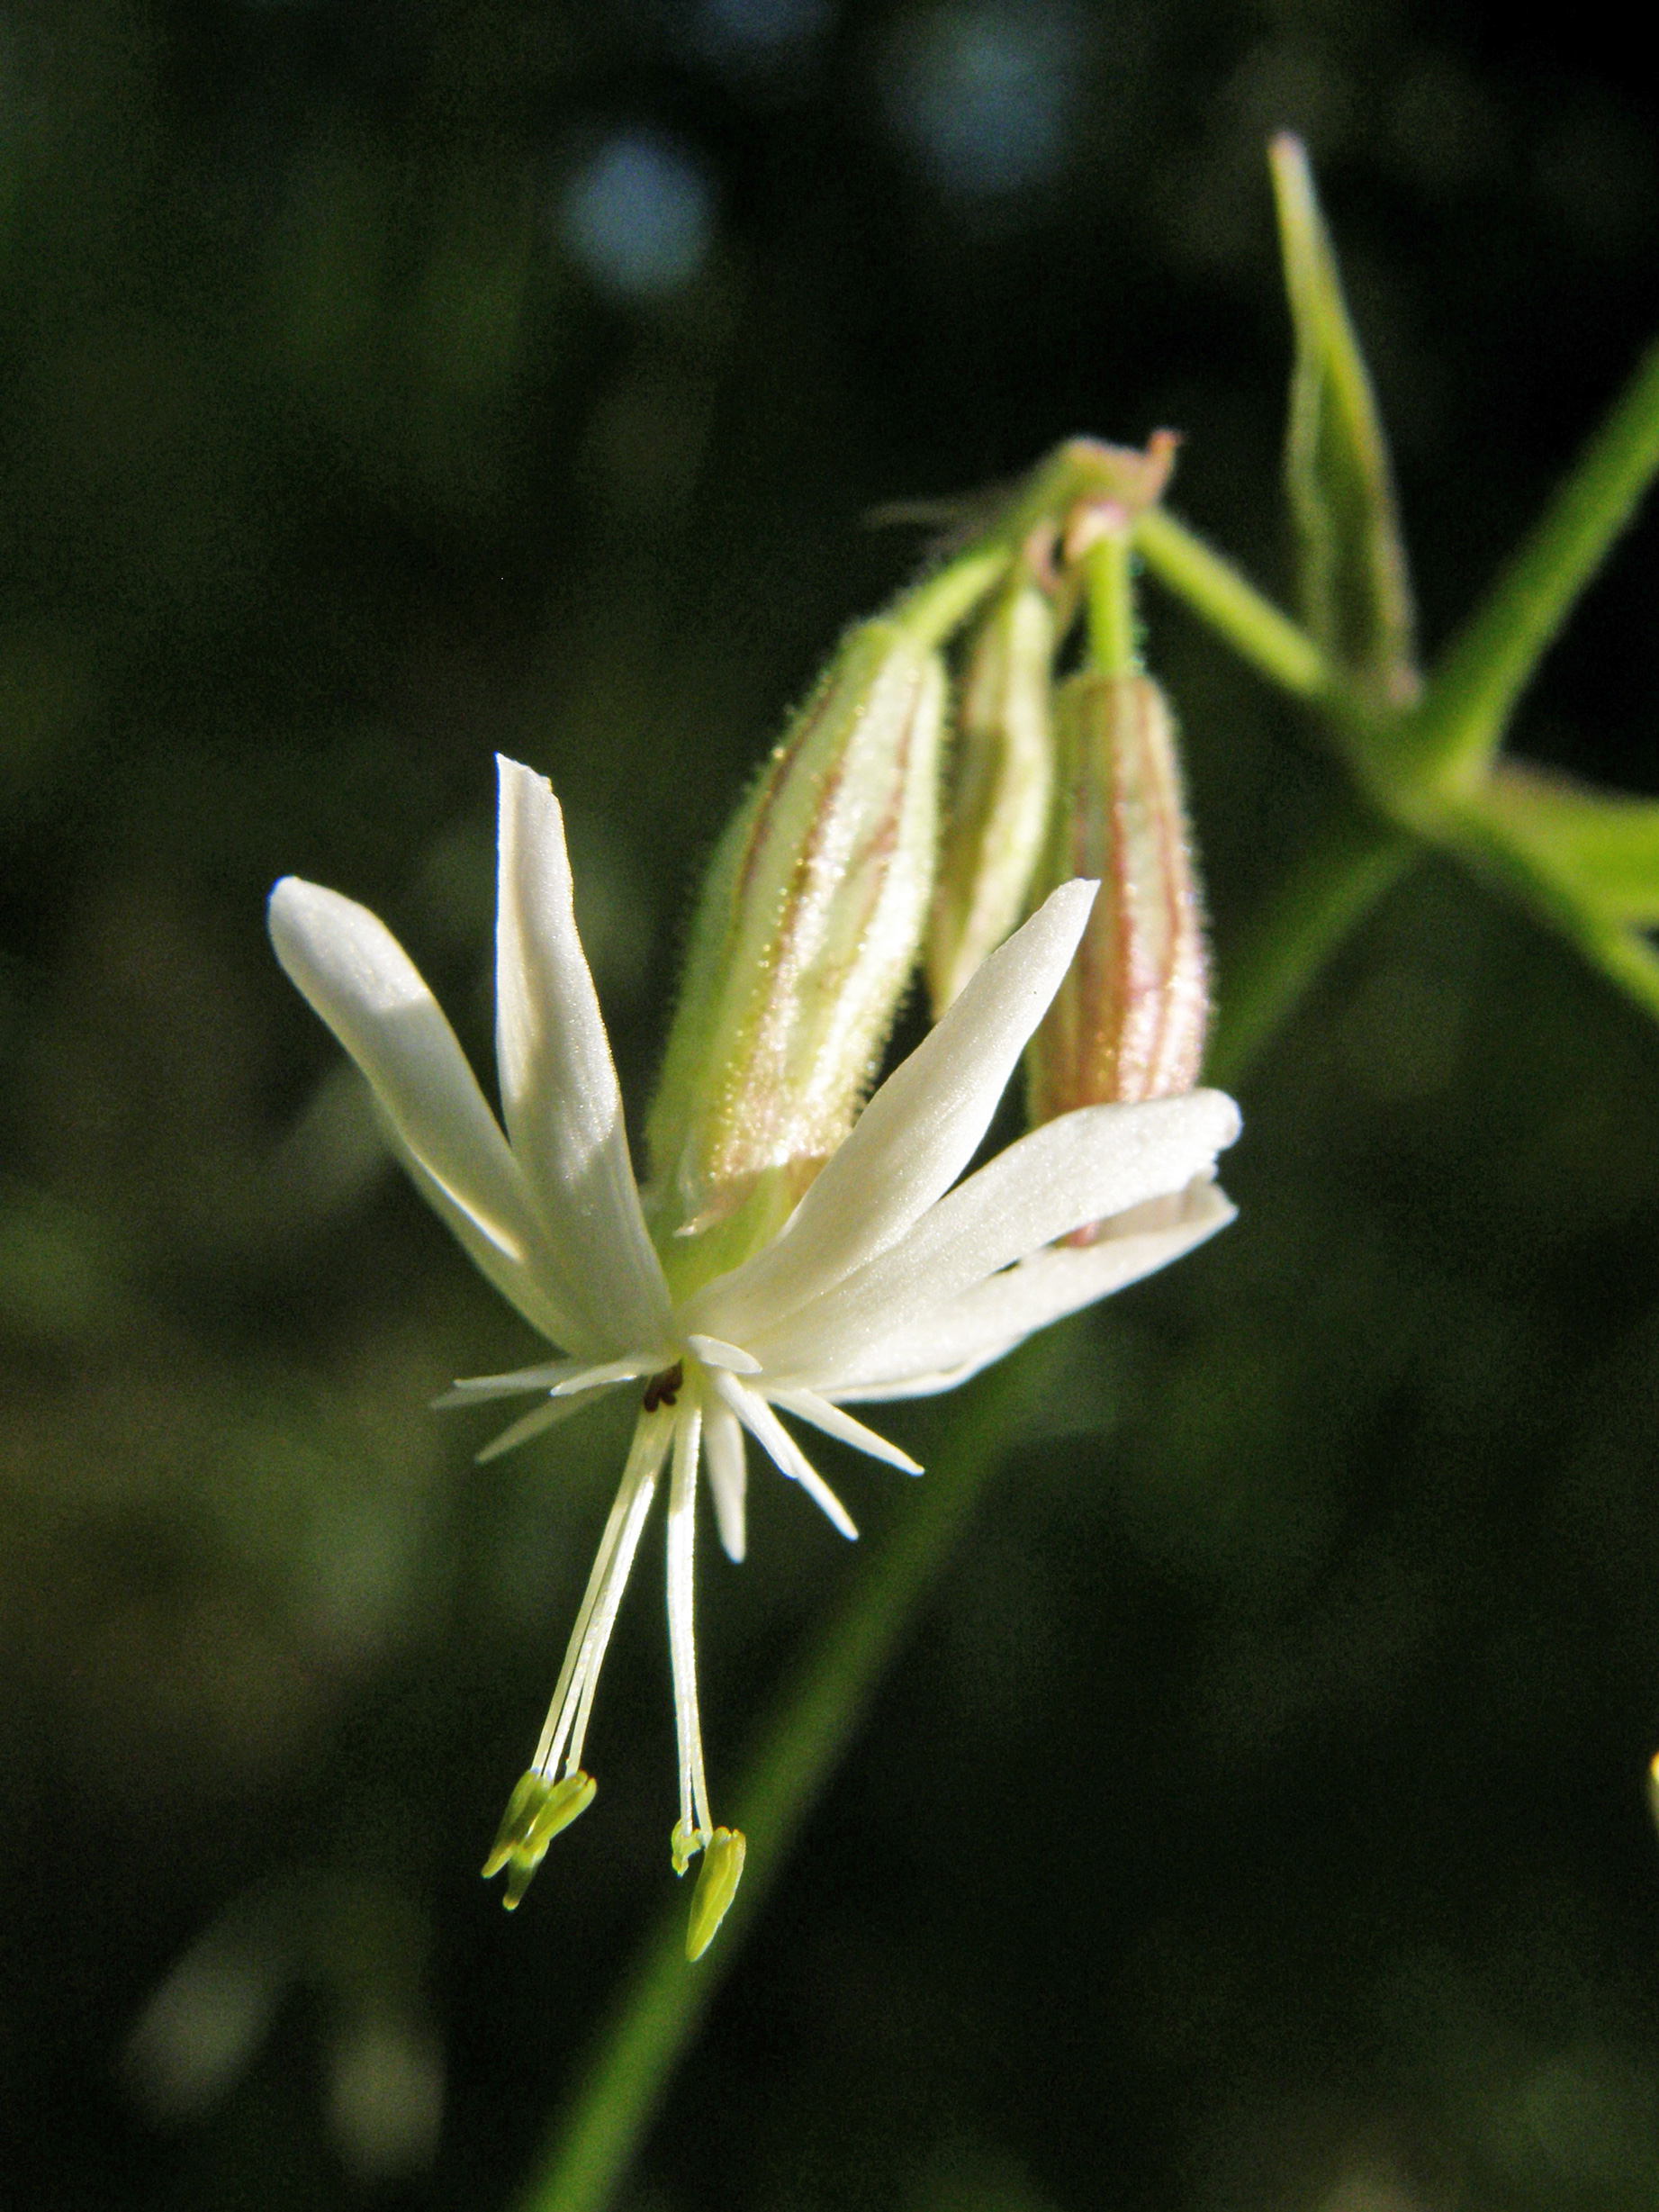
[5,4,1659,2209]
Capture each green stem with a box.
[1133,507,1331,703]
[1402,342,1659,790]
[891,436,1188,659]
[896,546,1014,651]
[1083,531,1139,677]
[518,1337,1059,2212]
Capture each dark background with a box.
[5,5,1659,2208]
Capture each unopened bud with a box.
[482,1769,596,1910]
[685,1827,746,1961]
[646,619,946,1274]
[925,582,1057,1015]
[1027,672,1209,1125]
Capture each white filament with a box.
[665,1399,712,1846]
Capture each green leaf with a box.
[1269,133,1419,714]
[1437,772,1659,1029]
[1478,765,1659,925]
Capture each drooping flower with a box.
[268,756,1240,1955]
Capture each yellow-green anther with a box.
[669,1816,704,1878]
[481,1768,596,1910]
[645,619,946,1280]
[1027,672,1209,1126]
[1270,132,1419,711]
[926,582,1057,1016]
[685,1826,746,1962]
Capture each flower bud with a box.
[925,582,1057,1016]
[1027,671,1209,1125]
[645,618,946,1275]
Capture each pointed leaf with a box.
[1270,133,1418,711]
[1480,763,1659,925]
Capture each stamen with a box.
[665,1398,713,1857]
[531,1406,673,1784]
[686,1828,746,1961]
[482,1769,597,1910]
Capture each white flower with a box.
[268,756,1240,1933]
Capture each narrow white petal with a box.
[550,1355,660,1398]
[904,1090,1240,1297]
[749,1091,1240,1381]
[825,1346,1016,1403]
[710,1373,859,1541]
[767,1389,923,1475]
[684,1334,762,1375]
[821,1183,1237,1399]
[270,877,585,1345]
[381,1119,589,1348]
[475,1390,608,1463]
[703,1395,748,1564]
[690,880,1096,1344]
[437,1359,595,1406]
[493,758,672,1351]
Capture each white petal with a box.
[750,1090,1240,1381]
[709,1373,859,1540]
[475,1389,609,1463]
[766,1389,923,1475]
[824,1182,1237,1399]
[703,1394,748,1563]
[493,758,672,1352]
[269,877,590,1350]
[436,1358,595,1406]
[441,1350,659,1410]
[689,880,1096,1343]
[549,1355,661,1397]
[824,1347,1015,1403]
[684,1334,762,1375]
[378,1121,578,1345]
